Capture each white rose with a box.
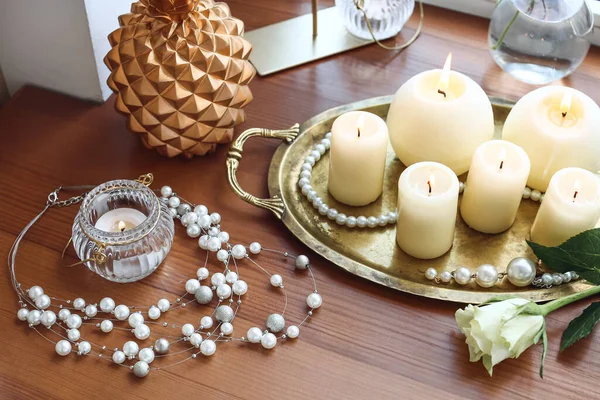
[455,298,545,376]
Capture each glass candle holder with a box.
[335,0,415,41]
[72,178,174,283]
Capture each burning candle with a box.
[396,161,459,259]
[460,140,531,233]
[94,208,147,233]
[386,53,494,175]
[328,111,389,206]
[530,168,600,246]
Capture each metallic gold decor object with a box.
[105,0,256,158]
[226,96,593,303]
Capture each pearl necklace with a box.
[10,184,322,378]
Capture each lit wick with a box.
[356,115,365,139]
[437,53,452,100]
[437,89,447,98]
[357,127,361,138]
[560,89,572,119]
[118,220,127,232]
[427,173,435,196]
[427,180,432,195]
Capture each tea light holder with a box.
[71,174,174,283]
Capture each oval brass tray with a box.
[226,96,592,303]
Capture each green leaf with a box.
[560,302,600,351]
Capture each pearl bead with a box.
[231,244,247,259]
[114,305,130,321]
[327,208,338,220]
[40,310,56,327]
[154,338,170,354]
[157,299,170,312]
[249,242,262,254]
[377,216,388,226]
[335,213,347,225]
[133,361,150,377]
[305,156,316,166]
[200,340,216,356]
[112,350,126,364]
[523,187,531,199]
[66,314,82,329]
[190,333,203,347]
[366,216,377,228]
[216,249,229,262]
[220,322,233,335]
[123,341,139,357]
[247,327,263,343]
[298,177,310,188]
[201,316,213,329]
[301,162,312,171]
[346,216,357,227]
[185,279,201,294]
[531,190,542,201]
[58,308,71,321]
[148,306,161,320]
[562,271,572,283]
[295,255,310,270]
[181,323,195,337]
[181,212,199,227]
[232,280,248,295]
[28,285,44,301]
[17,308,29,321]
[134,324,151,340]
[270,274,283,287]
[77,341,91,355]
[194,205,208,216]
[439,271,452,283]
[310,149,320,160]
[186,224,201,238]
[139,348,155,364]
[454,267,472,285]
[169,208,177,217]
[552,273,563,285]
[226,271,238,283]
[318,204,328,215]
[211,272,226,286]
[475,264,499,288]
[261,333,277,349]
[210,213,221,224]
[84,304,97,318]
[388,211,398,222]
[195,286,213,304]
[199,215,212,229]
[506,257,536,287]
[216,284,232,299]
[99,297,115,313]
[197,267,209,280]
[72,297,85,311]
[286,325,299,339]
[198,235,209,249]
[35,294,51,310]
[306,293,322,309]
[357,216,368,228]
[459,182,465,193]
[266,314,285,332]
[68,328,81,341]
[177,203,192,216]
[315,143,326,154]
[541,273,553,286]
[217,231,230,243]
[215,305,234,323]
[55,340,72,356]
[300,170,312,179]
[160,186,173,198]
[572,272,579,280]
[425,268,437,280]
[100,320,113,333]
[207,237,222,252]
[168,196,180,208]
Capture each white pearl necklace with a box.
[10,184,322,378]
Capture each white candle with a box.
[530,168,600,246]
[396,161,459,259]
[503,86,600,191]
[94,208,147,232]
[386,54,494,175]
[328,111,389,206]
[460,140,530,233]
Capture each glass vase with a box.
[335,0,415,40]
[72,179,174,283]
[489,0,593,85]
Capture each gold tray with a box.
[226,96,592,303]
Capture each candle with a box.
[328,111,389,206]
[503,86,600,191]
[386,54,494,175]
[396,161,459,259]
[460,140,530,233]
[530,168,600,246]
[94,208,147,232]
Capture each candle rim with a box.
[546,167,600,207]
[398,161,459,200]
[331,110,388,140]
[407,69,478,105]
[474,140,531,177]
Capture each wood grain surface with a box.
[1,2,600,399]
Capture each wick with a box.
[427,180,432,195]
[357,127,361,138]
[437,89,447,98]
[120,227,126,232]
[562,111,567,118]
[573,191,578,202]
[499,160,504,170]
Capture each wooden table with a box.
[2,2,600,399]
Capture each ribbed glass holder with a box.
[72,179,174,283]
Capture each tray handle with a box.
[226,124,300,219]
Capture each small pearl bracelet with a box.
[298,132,544,228]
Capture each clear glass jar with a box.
[489,0,593,85]
[336,0,415,40]
[72,179,174,283]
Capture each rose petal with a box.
[500,314,544,358]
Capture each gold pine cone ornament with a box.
[105,0,256,158]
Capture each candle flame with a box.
[560,89,573,118]
[357,115,365,138]
[498,148,506,170]
[427,174,435,195]
[437,53,452,98]
[118,220,127,232]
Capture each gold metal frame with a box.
[226,96,592,303]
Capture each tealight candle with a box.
[328,111,389,206]
[530,168,600,246]
[460,140,530,233]
[386,54,494,175]
[396,161,459,259]
[503,86,600,191]
[94,208,147,232]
